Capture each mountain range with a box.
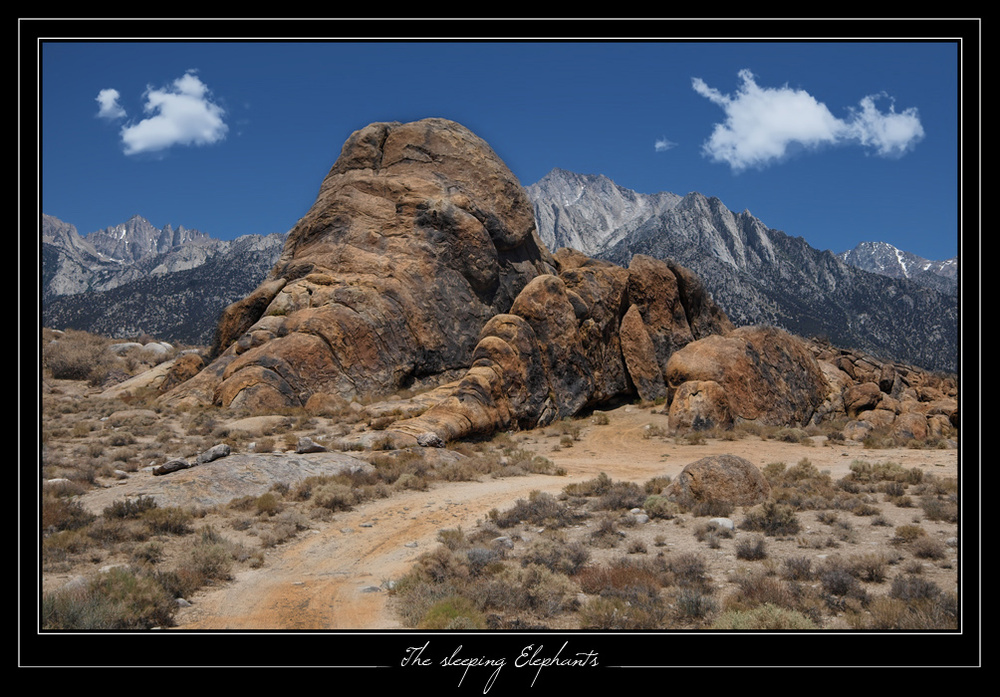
[526,169,958,373]
[41,214,287,345]
[39,169,959,372]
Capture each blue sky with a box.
[37,28,969,262]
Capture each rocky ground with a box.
[39,372,961,634]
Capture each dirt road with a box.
[173,405,959,630]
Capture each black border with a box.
[20,17,981,678]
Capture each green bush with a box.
[418,596,487,630]
[740,501,801,536]
[711,604,817,630]
[42,567,176,629]
[644,495,680,519]
[103,495,158,520]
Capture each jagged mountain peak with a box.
[838,240,957,295]
[527,168,682,256]
[528,169,957,372]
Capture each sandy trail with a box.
[173,406,958,631]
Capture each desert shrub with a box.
[890,574,942,602]
[881,481,907,498]
[735,535,768,560]
[564,472,614,497]
[740,501,801,536]
[86,516,149,545]
[919,496,959,523]
[818,558,867,601]
[181,527,243,583]
[390,575,461,628]
[848,553,890,583]
[436,527,469,551]
[781,556,814,581]
[594,480,647,511]
[690,498,735,517]
[846,460,923,485]
[43,330,114,383]
[576,560,663,601]
[774,427,811,444]
[859,593,958,630]
[674,588,717,620]
[465,546,504,576]
[489,491,582,529]
[627,539,647,555]
[909,536,947,560]
[42,495,96,532]
[693,520,733,548]
[103,495,159,520]
[724,570,798,612]
[522,538,590,575]
[577,595,668,630]
[643,475,672,495]
[254,492,282,517]
[711,604,817,630]
[42,567,176,629]
[418,595,487,630]
[761,461,788,484]
[254,436,276,453]
[851,502,881,517]
[666,552,710,590]
[311,482,359,512]
[141,506,194,535]
[588,515,623,548]
[644,495,681,519]
[891,524,927,545]
[591,412,610,425]
[131,541,165,565]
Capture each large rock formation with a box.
[664,326,829,429]
[157,117,957,450]
[386,249,734,443]
[161,118,557,410]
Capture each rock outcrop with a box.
[666,454,771,507]
[664,326,829,429]
[387,249,733,443]
[161,118,557,411]
[157,117,957,449]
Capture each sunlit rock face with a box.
[162,118,557,411]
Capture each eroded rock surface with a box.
[161,118,556,411]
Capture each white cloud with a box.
[844,93,925,158]
[692,69,924,171]
[95,88,126,119]
[654,137,677,152]
[116,70,228,156]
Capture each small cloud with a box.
[654,137,677,153]
[844,93,925,158]
[692,69,924,171]
[115,70,228,156]
[95,88,126,119]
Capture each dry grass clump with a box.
[390,530,579,630]
[488,490,586,529]
[740,501,801,536]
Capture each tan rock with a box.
[667,380,732,432]
[619,304,666,402]
[666,454,770,507]
[664,326,828,429]
[161,118,556,411]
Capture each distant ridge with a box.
[527,169,957,373]
[41,214,287,345]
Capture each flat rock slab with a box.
[79,452,373,514]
